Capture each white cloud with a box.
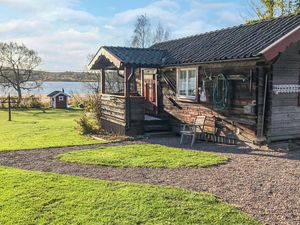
[0,0,246,71]
[0,19,41,34]
[112,0,180,25]
[0,0,104,71]
[0,0,78,12]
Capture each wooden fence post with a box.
[8,94,12,121]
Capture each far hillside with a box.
[0,70,95,83]
[32,71,95,82]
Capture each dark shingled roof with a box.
[48,91,61,97]
[103,46,166,67]
[92,14,300,69]
[150,14,300,65]
[48,91,68,97]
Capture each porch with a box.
[88,47,164,136]
[88,46,239,144]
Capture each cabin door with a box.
[143,73,160,116]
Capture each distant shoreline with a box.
[0,81,96,95]
[0,80,97,84]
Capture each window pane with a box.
[188,70,196,97]
[179,70,187,96]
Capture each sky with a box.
[0,0,251,72]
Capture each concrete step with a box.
[144,131,176,138]
[144,124,171,132]
[144,119,169,126]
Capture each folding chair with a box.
[180,116,206,147]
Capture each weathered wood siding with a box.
[100,94,144,135]
[267,41,300,141]
[101,94,126,125]
[159,60,258,141]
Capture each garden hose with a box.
[213,73,230,111]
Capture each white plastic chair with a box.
[180,116,206,147]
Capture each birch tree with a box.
[152,22,170,44]
[131,14,151,48]
[130,15,171,48]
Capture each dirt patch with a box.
[0,137,299,225]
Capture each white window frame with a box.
[58,96,64,101]
[177,67,198,100]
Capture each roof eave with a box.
[259,25,300,61]
[88,47,123,70]
[48,92,70,98]
[161,56,262,67]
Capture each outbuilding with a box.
[48,90,69,109]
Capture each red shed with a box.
[48,90,69,109]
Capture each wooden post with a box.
[261,73,268,138]
[298,73,300,106]
[124,66,131,130]
[8,94,11,121]
[155,73,159,115]
[197,66,201,103]
[141,68,145,96]
[249,69,253,94]
[256,65,267,141]
[124,66,130,97]
[101,69,105,94]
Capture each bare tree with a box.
[152,22,170,45]
[130,15,170,47]
[84,54,124,94]
[131,14,152,48]
[84,53,101,94]
[0,42,42,103]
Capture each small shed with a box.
[48,90,69,109]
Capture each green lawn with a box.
[59,144,228,169]
[0,166,259,225]
[0,109,104,151]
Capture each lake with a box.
[0,82,96,96]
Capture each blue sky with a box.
[0,0,252,71]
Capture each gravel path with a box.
[0,138,299,225]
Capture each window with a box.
[178,68,197,99]
[58,96,64,101]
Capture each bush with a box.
[73,93,102,135]
[87,94,101,124]
[18,96,47,109]
[75,114,99,135]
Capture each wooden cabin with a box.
[48,90,69,109]
[88,14,300,144]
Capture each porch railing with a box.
[100,94,145,135]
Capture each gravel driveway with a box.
[0,137,299,225]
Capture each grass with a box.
[59,144,228,169]
[0,166,260,225]
[0,109,104,151]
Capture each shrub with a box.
[75,114,99,135]
[18,96,47,109]
[73,93,102,135]
[87,94,101,124]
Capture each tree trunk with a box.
[16,87,22,105]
